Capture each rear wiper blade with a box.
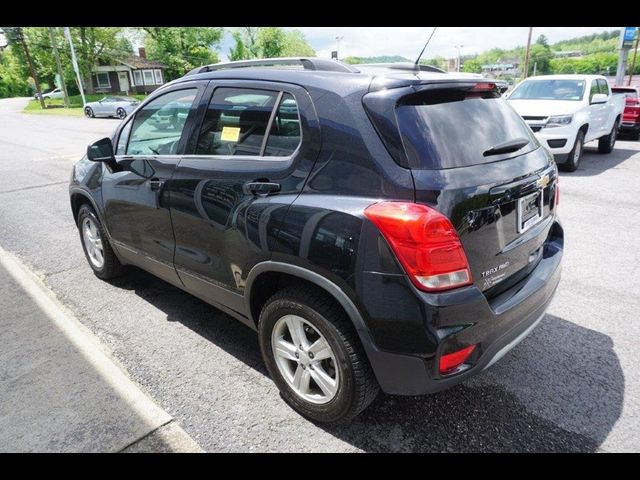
[483,138,530,157]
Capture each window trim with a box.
[154,69,163,85]
[96,72,111,89]
[190,86,303,161]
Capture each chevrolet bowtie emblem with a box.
[537,174,550,188]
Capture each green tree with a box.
[140,27,223,79]
[0,46,31,98]
[228,27,315,60]
[536,34,549,48]
[280,30,315,57]
[462,58,483,73]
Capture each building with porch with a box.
[90,48,167,95]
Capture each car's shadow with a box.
[109,268,624,452]
[564,144,637,177]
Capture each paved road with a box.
[1,97,638,452]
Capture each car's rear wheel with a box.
[258,286,379,424]
[560,130,585,172]
[77,204,123,280]
[84,107,94,118]
[598,120,619,154]
[116,108,126,119]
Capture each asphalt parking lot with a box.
[1,96,638,452]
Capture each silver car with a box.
[84,96,140,119]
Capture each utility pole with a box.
[628,35,639,86]
[335,36,343,60]
[454,45,464,72]
[11,27,45,109]
[48,27,70,108]
[64,27,86,107]
[523,27,533,80]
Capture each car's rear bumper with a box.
[362,220,563,395]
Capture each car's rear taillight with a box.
[364,202,473,292]
[439,345,476,374]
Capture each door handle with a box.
[244,181,281,197]
[149,178,165,191]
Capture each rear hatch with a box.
[365,81,559,294]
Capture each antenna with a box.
[414,27,438,67]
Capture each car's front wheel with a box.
[84,106,94,118]
[258,286,379,424]
[77,204,123,280]
[560,130,585,172]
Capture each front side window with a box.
[133,70,143,86]
[126,89,197,156]
[96,72,110,88]
[597,79,610,96]
[196,87,301,158]
[143,70,154,85]
[589,81,600,102]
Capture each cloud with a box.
[284,26,619,60]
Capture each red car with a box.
[612,86,640,140]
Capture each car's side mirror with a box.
[591,93,608,104]
[87,137,116,165]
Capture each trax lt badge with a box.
[481,261,510,288]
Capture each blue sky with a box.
[218,27,619,61]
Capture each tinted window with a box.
[264,93,301,157]
[396,89,538,169]
[126,89,197,156]
[597,79,610,96]
[196,88,278,156]
[590,81,600,102]
[510,79,586,101]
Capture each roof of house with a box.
[118,56,166,69]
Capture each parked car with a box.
[35,87,64,101]
[506,75,625,171]
[84,96,140,119]
[69,58,563,423]
[612,86,640,140]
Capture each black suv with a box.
[70,58,563,423]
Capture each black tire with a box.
[560,130,585,172]
[629,130,640,141]
[598,120,619,154]
[258,286,379,424]
[84,106,94,118]
[77,204,124,280]
[116,108,126,119]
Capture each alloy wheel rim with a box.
[118,109,125,119]
[85,108,91,117]
[271,315,339,404]
[82,217,104,268]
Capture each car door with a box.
[597,79,614,133]
[587,79,606,139]
[168,81,320,314]
[93,97,109,116]
[101,81,206,286]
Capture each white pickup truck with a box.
[506,75,625,171]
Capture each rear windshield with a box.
[612,88,638,99]
[396,89,538,169]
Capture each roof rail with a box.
[354,62,446,74]
[186,57,359,76]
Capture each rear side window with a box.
[396,89,538,169]
[196,87,301,157]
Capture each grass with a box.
[23,93,146,116]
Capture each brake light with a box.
[439,345,476,374]
[364,202,472,292]
[472,82,496,91]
